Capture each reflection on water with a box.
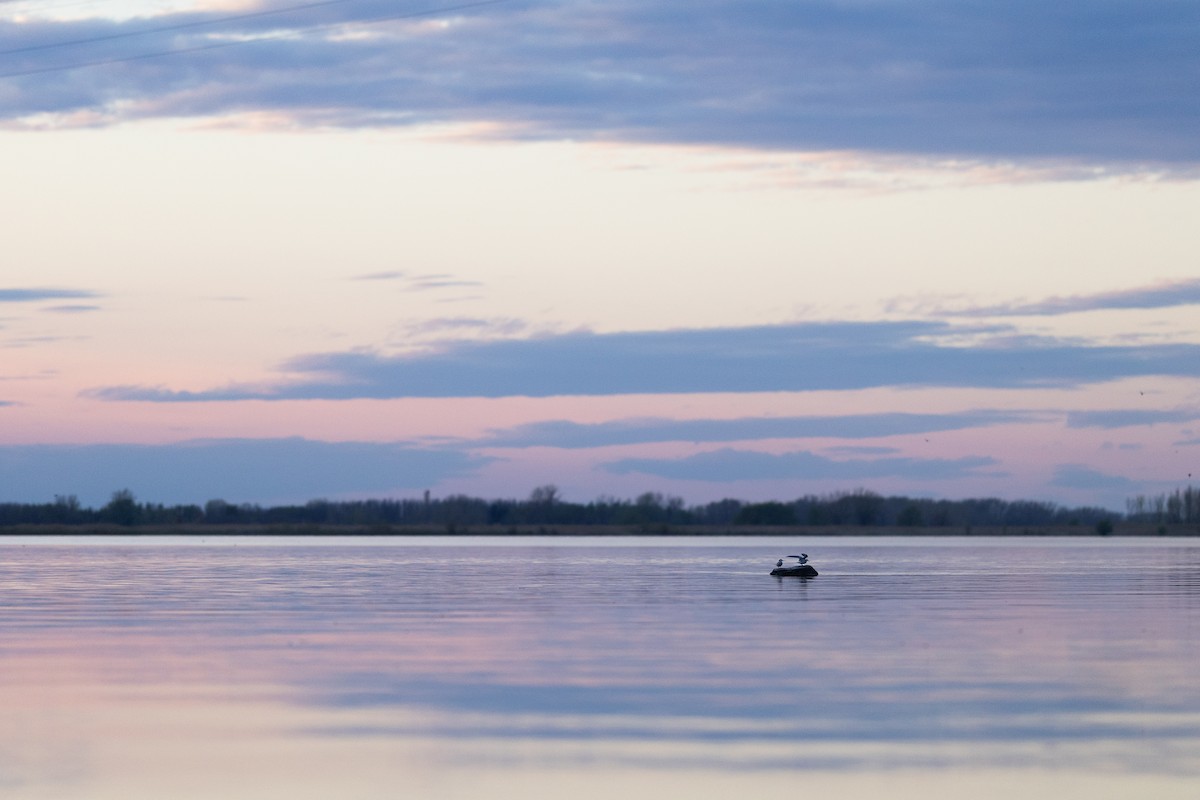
[1,537,1198,798]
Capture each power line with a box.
[0,0,364,57]
[0,0,511,79]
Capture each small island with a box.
[771,555,818,577]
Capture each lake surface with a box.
[1,536,1198,799]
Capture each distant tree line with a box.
[1125,486,1200,524]
[0,485,1128,530]
[726,491,1114,528]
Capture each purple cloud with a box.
[1051,465,1140,491]
[0,437,491,506]
[475,411,1037,449]
[1067,409,1200,429]
[0,288,99,302]
[87,321,1200,402]
[602,448,1001,482]
[2,1,1198,164]
[962,279,1200,318]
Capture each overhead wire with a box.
[0,0,367,57]
[0,0,511,79]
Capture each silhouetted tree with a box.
[897,503,923,527]
[734,502,797,525]
[103,489,140,526]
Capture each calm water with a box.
[1,536,1198,799]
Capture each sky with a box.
[1,0,1199,511]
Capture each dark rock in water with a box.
[770,565,818,577]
